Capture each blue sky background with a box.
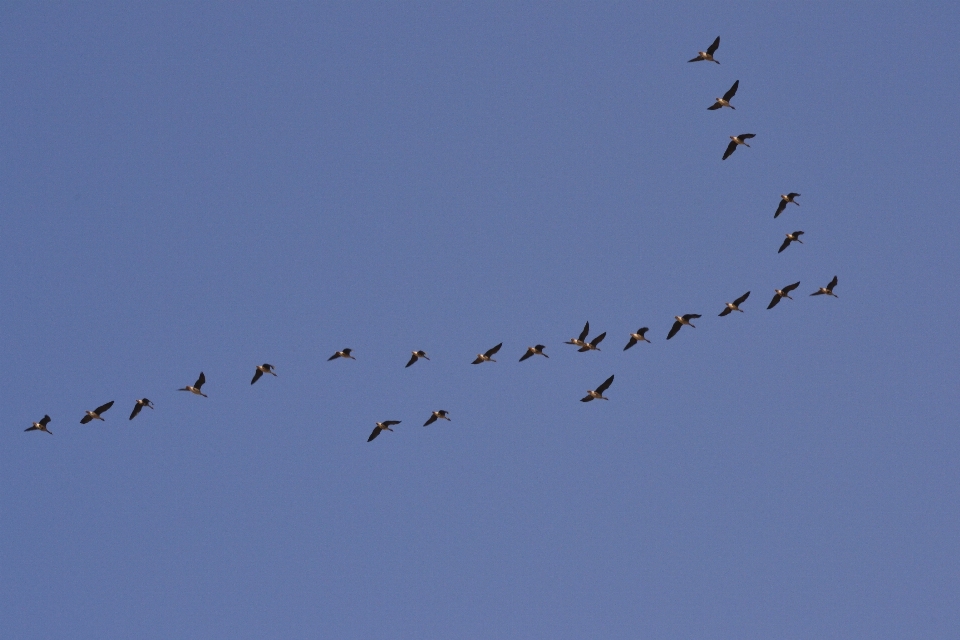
[2,2,959,638]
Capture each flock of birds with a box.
[24,37,839,443]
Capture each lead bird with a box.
[472,343,502,364]
[565,321,590,349]
[775,193,800,218]
[811,275,839,297]
[406,350,429,367]
[519,345,548,361]
[778,231,805,253]
[581,375,615,402]
[719,291,750,316]
[328,348,355,361]
[577,331,606,352]
[768,282,801,309]
[708,80,739,110]
[722,133,755,160]
[129,398,154,420]
[667,314,701,340]
[251,364,276,385]
[367,420,400,442]
[688,37,721,63]
[423,410,451,426]
[25,415,52,434]
[80,401,114,424]
[179,372,208,397]
[623,327,651,350]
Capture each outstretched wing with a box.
[130,403,143,420]
[519,349,534,362]
[722,140,738,160]
[719,307,732,317]
[778,237,792,253]
[367,427,381,442]
[775,200,787,218]
[580,395,594,402]
[683,314,701,321]
[734,291,750,306]
[471,356,484,364]
[827,275,838,291]
[739,133,755,140]
[405,354,418,368]
[589,332,606,347]
[424,415,438,426]
[783,281,801,293]
[578,322,590,342]
[94,401,114,415]
[328,352,340,361]
[485,343,503,357]
[667,320,683,340]
[788,192,800,200]
[596,375,615,394]
[251,369,263,385]
[723,80,738,101]
[40,415,52,426]
[624,337,638,350]
[80,414,93,424]
[383,421,401,427]
[706,36,720,55]
[708,101,722,110]
[768,294,782,309]
[195,372,206,389]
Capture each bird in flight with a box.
[723,133,755,160]
[577,331,607,352]
[581,375,615,402]
[406,350,430,368]
[565,321,591,349]
[423,410,451,426]
[81,401,114,424]
[811,276,839,297]
[667,314,701,340]
[719,291,751,316]
[778,231,805,253]
[768,282,801,309]
[472,343,502,364]
[179,372,207,397]
[708,80,739,110]
[688,37,721,63]
[519,345,548,361]
[775,193,800,218]
[129,398,154,420]
[251,364,276,385]
[623,327,651,351]
[367,420,401,442]
[25,415,52,434]
[328,349,355,361]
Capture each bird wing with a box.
[590,332,606,347]
[775,200,787,218]
[367,427,381,442]
[684,314,701,321]
[95,401,114,415]
[778,237,791,253]
[519,349,533,362]
[810,290,824,296]
[130,403,143,420]
[688,55,703,63]
[328,352,340,361]
[472,356,483,364]
[767,294,782,309]
[624,337,637,350]
[578,322,590,342]
[719,307,731,316]
[80,415,93,424]
[596,375,615,394]
[739,133,755,139]
[383,421,401,427]
[637,327,648,337]
[485,343,503,357]
[788,192,800,199]
[784,281,801,293]
[707,36,720,55]
[707,102,722,110]
[195,372,206,389]
[405,354,418,367]
[793,230,804,237]
[25,425,38,431]
[424,415,437,426]
[251,369,263,384]
[667,320,682,339]
[734,291,750,306]
[723,79,739,100]
[41,415,51,426]
[828,275,838,290]
[722,140,738,160]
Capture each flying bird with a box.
[778,231,805,254]
[667,314,701,340]
[423,410,451,426]
[179,372,207,397]
[577,332,607,352]
[623,327,651,350]
[25,415,52,434]
[367,420,401,442]
[708,80,739,110]
[722,133,755,160]
[565,322,590,349]
[519,345,548,361]
[688,37,721,63]
[328,349,355,361]
[719,291,751,316]
[768,282,801,309]
[775,193,800,218]
[80,401,114,424]
[581,375,615,402]
[406,350,430,368]
[811,275,839,297]
[472,343,502,364]
[129,398,154,420]
[251,363,276,385]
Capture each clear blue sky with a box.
[3,3,959,638]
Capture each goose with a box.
[565,321,590,349]
[519,345,549,361]
[328,349,355,361]
[80,401,114,424]
[406,350,430,368]
[768,282,801,309]
[722,133,755,160]
[581,375,615,402]
[719,291,750,316]
[129,398,154,420]
[667,314,701,340]
[688,37,721,63]
[811,275,839,297]
[179,372,207,397]
[25,415,52,434]
[577,332,607,352]
[778,231,804,254]
[472,343,502,364]
[423,410,451,426]
[775,193,800,218]
[367,420,401,442]
[708,80,739,110]
[624,327,651,350]
[251,364,276,385]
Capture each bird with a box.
[811,275,839,297]
[179,372,208,397]
[328,348,355,361]
[423,410,451,426]
[519,345,548,361]
[581,375,615,402]
[719,291,751,316]
[667,314,701,340]
[623,327,651,350]
[577,332,607,352]
[129,398,154,420]
[688,36,720,63]
[80,401,114,424]
[367,420,401,442]
[778,231,805,254]
[472,343,502,364]
[768,282,801,309]
[406,350,430,368]
[565,321,590,349]
[775,193,800,218]
[722,133,755,160]
[25,415,52,434]
[708,80,739,110]
[251,363,276,385]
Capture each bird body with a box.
[719,291,751,316]
[708,79,739,110]
[520,345,548,361]
[81,400,114,424]
[811,275,839,297]
[722,133,755,160]
[129,398,154,420]
[768,282,801,309]
[179,372,208,397]
[251,363,276,385]
[406,350,429,368]
[565,322,590,349]
[577,332,606,352]
[623,327,651,350]
[328,349,355,361]
[581,375,615,402]
[688,37,720,63]
[667,314,701,340]
[423,410,451,426]
[368,420,401,442]
[472,343,502,364]
[26,415,52,434]
[778,231,805,253]
[775,193,800,218]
